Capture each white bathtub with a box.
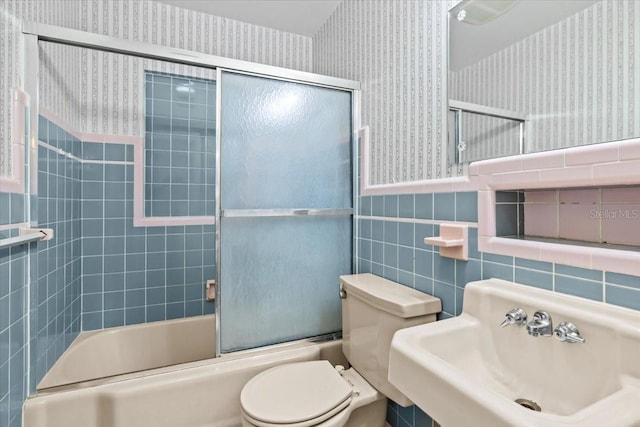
[38,315,216,390]
[25,315,348,427]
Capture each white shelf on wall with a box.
[424,224,468,261]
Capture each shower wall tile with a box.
[33,116,216,334]
[35,117,83,389]
[144,71,216,218]
[0,193,31,427]
[79,142,216,330]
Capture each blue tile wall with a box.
[356,191,640,427]
[80,138,215,331]
[494,191,526,237]
[144,71,216,218]
[35,118,82,388]
[0,192,31,427]
[1,117,218,426]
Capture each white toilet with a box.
[240,273,442,427]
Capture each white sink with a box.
[389,279,640,427]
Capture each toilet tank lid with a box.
[339,274,442,318]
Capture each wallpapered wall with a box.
[0,0,82,177]
[314,0,462,185]
[74,0,312,135]
[0,0,313,177]
[41,40,219,139]
[450,0,640,157]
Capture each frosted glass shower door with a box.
[218,71,353,353]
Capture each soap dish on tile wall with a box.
[424,224,468,261]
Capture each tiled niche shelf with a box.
[495,187,640,252]
[473,137,640,276]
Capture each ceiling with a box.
[156,0,342,37]
[450,0,598,71]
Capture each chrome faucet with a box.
[525,311,553,337]
[554,322,585,344]
[500,307,527,328]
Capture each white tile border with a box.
[472,137,640,191]
[0,90,29,194]
[132,135,215,227]
[358,215,478,228]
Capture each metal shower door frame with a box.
[22,22,361,358]
[214,68,357,355]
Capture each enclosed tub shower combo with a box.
[7,18,409,427]
[24,274,442,427]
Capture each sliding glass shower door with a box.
[217,71,353,353]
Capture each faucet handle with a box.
[500,307,527,328]
[554,322,585,344]
[526,311,553,337]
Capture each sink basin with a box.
[389,279,640,427]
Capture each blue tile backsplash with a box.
[357,192,640,427]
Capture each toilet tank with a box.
[339,274,441,407]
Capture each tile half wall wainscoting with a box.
[355,192,640,427]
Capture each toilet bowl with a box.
[240,361,386,427]
[240,274,441,427]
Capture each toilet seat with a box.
[240,361,353,427]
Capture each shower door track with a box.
[21,22,360,91]
[221,209,353,218]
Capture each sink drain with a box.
[515,398,541,412]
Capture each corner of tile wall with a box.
[0,191,31,427]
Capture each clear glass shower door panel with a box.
[219,216,351,352]
[219,71,353,353]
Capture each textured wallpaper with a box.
[76,0,312,135]
[0,3,20,178]
[450,0,640,155]
[43,43,218,137]
[39,43,84,131]
[313,0,460,184]
[0,0,82,177]
[0,0,313,176]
